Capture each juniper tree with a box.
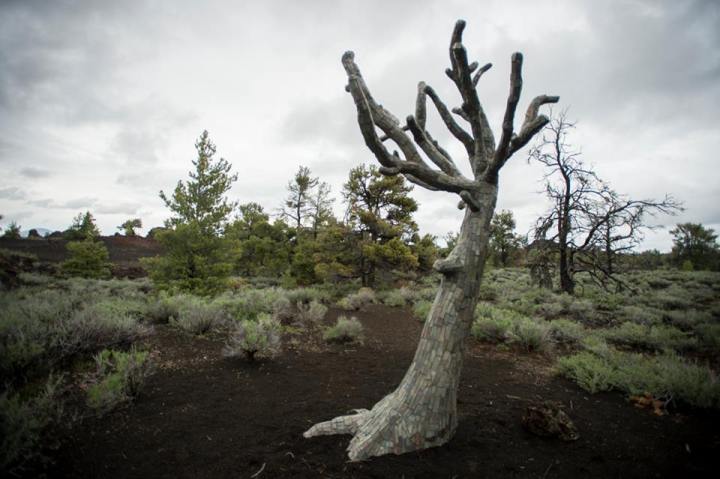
[304,20,559,460]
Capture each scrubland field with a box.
[2,268,718,478]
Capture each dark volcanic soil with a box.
[0,236,161,277]
[53,305,719,478]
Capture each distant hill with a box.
[0,236,162,278]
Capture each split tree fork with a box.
[304,20,559,461]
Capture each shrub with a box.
[471,316,512,343]
[412,300,433,322]
[510,318,553,352]
[663,309,713,330]
[556,352,615,393]
[145,294,180,324]
[212,288,285,321]
[381,289,407,307]
[548,319,586,345]
[223,314,281,361]
[169,300,223,335]
[297,300,328,325]
[61,239,112,279]
[558,349,720,408]
[53,304,150,357]
[271,295,294,322]
[602,322,696,351]
[696,323,720,350]
[286,287,331,305]
[618,305,663,326]
[337,287,376,310]
[323,316,364,344]
[87,348,154,414]
[0,375,65,475]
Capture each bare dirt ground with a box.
[52,305,719,478]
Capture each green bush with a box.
[696,323,720,350]
[548,319,587,345]
[510,318,553,352]
[145,294,180,324]
[663,309,712,330]
[271,295,294,322]
[557,352,614,393]
[323,316,364,344]
[337,287,376,310]
[0,290,148,381]
[412,299,433,322]
[381,289,407,307]
[297,300,327,325]
[471,316,512,343]
[53,304,149,357]
[618,305,663,326]
[222,314,281,361]
[602,322,696,351]
[61,239,112,279]
[558,349,720,408]
[286,287,331,305]
[169,299,224,335]
[212,288,285,321]
[87,348,154,414]
[0,375,65,475]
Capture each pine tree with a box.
[160,130,237,235]
[144,131,237,295]
[65,211,100,240]
[343,164,419,286]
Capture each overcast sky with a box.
[1,0,718,251]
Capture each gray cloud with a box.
[0,0,717,251]
[0,187,26,200]
[20,167,52,178]
[94,202,142,215]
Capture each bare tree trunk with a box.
[306,204,495,459]
[559,246,574,294]
[304,20,557,460]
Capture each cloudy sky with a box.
[1,0,718,250]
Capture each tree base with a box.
[303,389,456,461]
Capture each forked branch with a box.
[342,19,558,211]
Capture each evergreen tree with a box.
[118,218,143,236]
[65,211,100,240]
[670,223,719,270]
[144,131,238,295]
[2,221,21,239]
[225,203,291,278]
[280,165,318,234]
[62,239,112,279]
[488,210,522,267]
[343,164,419,286]
[309,181,335,239]
[160,130,237,235]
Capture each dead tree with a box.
[530,113,680,294]
[303,20,558,460]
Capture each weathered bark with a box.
[304,19,557,460]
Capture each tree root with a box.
[304,392,455,461]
